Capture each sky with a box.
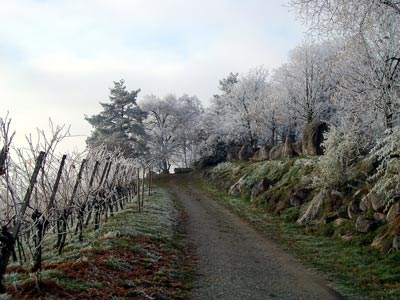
[0,0,306,153]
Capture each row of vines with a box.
[0,117,153,292]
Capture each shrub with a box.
[312,127,367,190]
[214,162,234,173]
[367,127,400,211]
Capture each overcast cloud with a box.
[0,0,305,152]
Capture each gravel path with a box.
[166,175,341,300]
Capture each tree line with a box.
[88,0,399,171]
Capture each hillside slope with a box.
[200,160,400,300]
[3,188,193,300]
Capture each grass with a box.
[5,188,194,300]
[190,171,400,300]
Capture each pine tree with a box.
[85,79,146,157]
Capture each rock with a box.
[252,145,271,161]
[386,202,400,222]
[348,200,361,219]
[174,168,193,174]
[76,256,89,263]
[269,137,299,161]
[302,120,329,156]
[369,192,386,212]
[269,144,283,160]
[371,231,392,253]
[331,190,343,198]
[324,213,338,223]
[293,141,302,156]
[297,190,329,225]
[289,188,309,207]
[393,236,400,252]
[276,200,289,212]
[337,206,348,218]
[373,212,387,223]
[263,195,272,205]
[251,178,271,201]
[339,232,354,241]
[300,176,313,186]
[101,231,120,239]
[330,190,343,206]
[333,218,349,227]
[359,196,372,212]
[352,189,363,202]
[238,143,255,161]
[228,175,247,196]
[282,136,297,159]
[226,146,241,161]
[355,216,377,233]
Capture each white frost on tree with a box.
[210,67,271,146]
[140,94,203,173]
[271,40,338,127]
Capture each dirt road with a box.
[165,174,341,300]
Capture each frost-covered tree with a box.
[290,0,400,136]
[272,41,338,125]
[211,67,271,146]
[289,0,400,36]
[85,80,146,157]
[173,95,204,167]
[332,16,400,135]
[140,94,203,172]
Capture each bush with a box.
[367,127,400,211]
[312,127,367,190]
[214,162,234,173]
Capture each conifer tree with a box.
[85,79,146,157]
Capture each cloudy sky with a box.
[0,0,305,152]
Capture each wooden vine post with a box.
[141,167,145,207]
[58,159,86,255]
[94,161,112,230]
[148,167,152,196]
[76,160,99,241]
[32,154,67,272]
[85,161,109,228]
[0,151,45,293]
[137,168,141,212]
[48,154,67,211]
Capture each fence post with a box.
[85,161,109,227]
[141,167,145,207]
[0,151,45,293]
[12,151,46,239]
[48,154,67,211]
[76,160,99,241]
[58,159,86,255]
[137,168,141,212]
[94,161,112,230]
[148,167,152,196]
[68,159,86,210]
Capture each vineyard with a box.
[0,117,153,293]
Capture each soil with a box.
[7,236,193,300]
[166,174,342,300]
